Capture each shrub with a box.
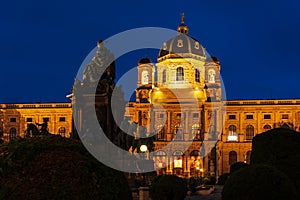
[0,136,132,200]
[189,177,202,192]
[202,176,216,185]
[149,175,187,200]
[230,162,249,174]
[217,173,229,185]
[222,164,298,200]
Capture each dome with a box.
[158,34,206,60]
[138,57,152,65]
[157,13,206,60]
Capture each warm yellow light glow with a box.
[228,135,238,141]
[140,145,148,152]
[200,168,204,172]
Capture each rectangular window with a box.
[229,115,236,120]
[26,118,33,122]
[193,113,199,118]
[246,115,253,120]
[159,114,164,118]
[282,114,289,119]
[59,117,66,122]
[43,117,50,122]
[264,114,271,119]
[10,118,16,122]
[176,113,181,119]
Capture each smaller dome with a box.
[138,58,152,65]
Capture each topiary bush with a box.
[217,173,229,185]
[202,176,216,185]
[222,164,298,200]
[149,175,187,200]
[0,136,132,200]
[230,162,249,174]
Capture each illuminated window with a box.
[246,125,254,140]
[229,115,236,120]
[176,67,184,81]
[229,151,237,166]
[177,39,183,47]
[141,70,149,84]
[195,69,200,82]
[58,127,66,137]
[228,125,238,141]
[162,70,166,83]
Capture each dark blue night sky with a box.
[1,0,300,103]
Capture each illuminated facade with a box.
[125,14,300,177]
[0,103,72,142]
[2,15,300,178]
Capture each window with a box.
[192,124,201,140]
[282,114,289,119]
[245,151,251,164]
[58,127,66,137]
[43,117,49,122]
[158,113,164,119]
[59,117,66,122]
[9,128,17,141]
[246,114,253,120]
[141,70,149,84]
[246,125,254,140]
[156,124,165,140]
[228,125,238,141]
[176,113,181,119]
[26,118,33,122]
[177,39,183,47]
[162,70,166,83]
[263,124,272,132]
[176,67,184,81]
[264,114,271,119]
[195,69,200,82]
[229,115,236,120]
[193,113,199,118]
[229,151,237,166]
[10,118,16,122]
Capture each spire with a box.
[177,13,189,35]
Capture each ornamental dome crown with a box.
[158,13,206,61]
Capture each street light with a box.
[140,144,148,153]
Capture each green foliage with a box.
[230,162,249,174]
[0,136,132,200]
[189,177,202,192]
[202,176,216,185]
[222,164,298,200]
[217,173,229,185]
[149,175,187,200]
[251,128,300,196]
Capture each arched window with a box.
[58,127,66,137]
[162,70,166,83]
[246,125,254,140]
[228,125,238,141]
[176,67,184,81]
[245,151,251,164]
[141,70,149,84]
[195,69,200,82]
[154,150,167,174]
[263,124,272,132]
[156,124,165,141]
[229,151,237,166]
[9,128,17,141]
[208,69,216,83]
[192,123,201,140]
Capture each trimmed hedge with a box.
[222,164,297,200]
[149,175,187,200]
[0,136,132,200]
